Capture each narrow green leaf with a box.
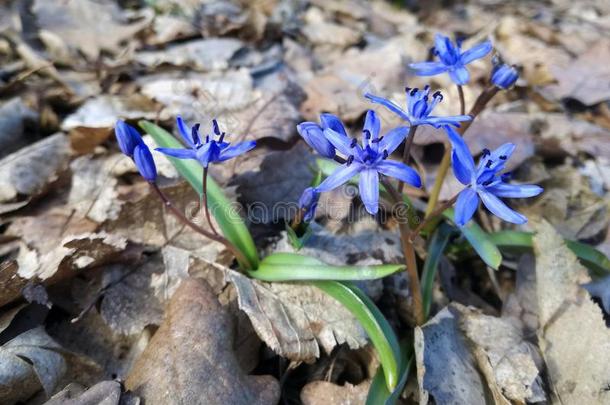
[444,208,502,270]
[489,230,610,277]
[421,223,453,318]
[366,339,413,405]
[251,252,404,281]
[139,120,259,270]
[312,281,399,391]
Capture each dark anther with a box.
[364,129,371,140]
[499,155,507,160]
[410,88,418,96]
[502,172,512,181]
[382,150,389,159]
[205,135,210,143]
[346,155,355,166]
[350,138,358,148]
[482,148,491,157]
[371,136,382,143]
[405,87,411,93]
[218,133,225,143]
[485,160,493,168]
[482,179,493,186]
[433,90,442,98]
[212,119,220,135]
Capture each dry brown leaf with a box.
[125,277,280,405]
[301,380,371,405]
[533,220,610,404]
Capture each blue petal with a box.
[218,140,256,161]
[115,120,142,156]
[445,126,475,185]
[485,183,543,198]
[364,93,409,121]
[316,163,363,192]
[454,188,479,226]
[449,66,470,85]
[156,147,197,160]
[409,61,448,76]
[297,122,336,159]
[134,144,157,181]
[359,168,379,215]
[363,110,381,141]
[375,160,421,188]
[320,113,348,137]
[460,41,492,64]
[176,116,195,148]
[479,189,528,224]
[476,143,516,179]
[423,115,471,128]
[299,187,320,222]
[378,126,409,155]
[324,128,362,159]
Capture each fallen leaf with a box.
[301,380,371,405]
[533,220,610,404]
[125,277,280,404]
[32,0,152,61]
[0,327,67,404]
[44,381,128,405]
[414,304,487,405]
[301,7,362,48]
[0,133,71,206]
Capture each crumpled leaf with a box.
[32,0,152,61]
[533,220,610,404]
[414,304,487,405]
[0,327,66,404]
[0,133,71,205]
[125,277,280,405]
[44,380,135,405]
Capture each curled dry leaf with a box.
[0,133,71,207]
[125,278,280,405]
[0,327,66,404]
[533,220,610,404]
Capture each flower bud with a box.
[134,144,157,182]
[491,64,519,89]
[115,120,142,157]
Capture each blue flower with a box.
[409,34,492,85]
[134,143,157,182]
[115,120,142,157]
[156,116,256,168]
[298,187,320,222]
[446,126,543,226]
[314,110,421,215]
[365,86,471,128]
[491,64,519,89]
[297,113,348,159]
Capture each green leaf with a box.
[489,230,610,278]
[366,339,413,405]
[444,208,502,270]
[312,281,399,391]
[421,223,453,318]
[139,120,259,270]
[251,252,404,281]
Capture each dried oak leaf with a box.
[533,220,610,404]
[125,277,280,405]
[32,0,152,61]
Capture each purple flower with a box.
[314,110,421,215]
[134,143,157,182]
[297,113,348,159]
[446,126,543,226]
[410,34,492,85]
[491,64,519,89]
[156,117,256,168]
[115,120,142,157]
[365,86,471,128]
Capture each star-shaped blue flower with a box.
[365,86,471,128]
[314,110,421,215]
[410,34,492,85]
[446,126,543,226]
[156,117,256,168]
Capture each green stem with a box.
[202,167,219,235]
